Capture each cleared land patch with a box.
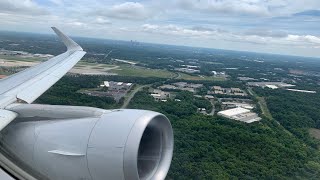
[309,128,320,140]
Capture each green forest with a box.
[128,88,320,179]
[36,75,320,179]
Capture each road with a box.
[247,88,273,119]
[248,87,293,136]
[209,100,215,115]
[121,85,148,109]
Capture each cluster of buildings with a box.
[159,82,203,93]
[211,71,226,77]
[82,81,134,102]
[174,64,201,74]
[150,89,171,102]
[208,86,247,96]
[221,101,254,110]
[100,81,133,90]
[151,80,262,123]
[248,81,317,94]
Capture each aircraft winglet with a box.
[51,27,83,52]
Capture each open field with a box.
[177,72,226,81]
[70,62,119,75]
[0,58,39,67]
[0,55,226,80]
[110,64,175,78]
[0,56,172,78]
[0,55,43,62]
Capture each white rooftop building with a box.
[104,81,110,87]
[218,107,261,123]
[218,107,250,117]
[266,85,278,89]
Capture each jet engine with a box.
[0,104,173,180]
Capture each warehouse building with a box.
[217,107,261,123]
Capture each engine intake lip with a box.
[123,112,173,180]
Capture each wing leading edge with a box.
[0,27,86,108]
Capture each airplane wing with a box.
[0,27,86,130]
[0,27,173,180]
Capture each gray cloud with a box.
[141,23,320,49]
[0,0,48,15]
[294,10,320,17]
[244,29,288,38]
[191,26,229,33]
[94,2,151,20]
[191,26,215,32]
[175,0,270,16]
[0,0,320,57]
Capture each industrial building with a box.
[159,82,203,93]
[150,89,171,101]
[100,81,133,91]
[217,107,261,123]
[81,81,134,102]
[208,86,247,96]
[247,82,295,88]
[286,89,316,93]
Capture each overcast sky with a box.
[1,0,320,57]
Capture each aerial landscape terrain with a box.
[1,31,320,179]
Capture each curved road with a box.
[121,85,149,109]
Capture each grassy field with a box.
[76,61,115,67]
[178,73,226,81]
[0,55,43,62]
[0,55,226,81]
[110,64,175,78]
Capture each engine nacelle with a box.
[0,104,173,180]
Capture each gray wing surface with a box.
[0,27,86,107]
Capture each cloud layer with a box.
[0,0,320,57]
[0,0,47,15]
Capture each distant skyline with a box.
[1,0,320,57]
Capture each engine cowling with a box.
[0,104,174,180]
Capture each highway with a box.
[121,85,149,109]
